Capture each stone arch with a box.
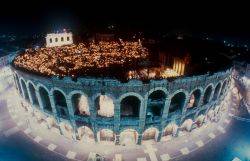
[163,123,178,136]
[70,91,90,116]
[15,74,22,95]
[119,129,139,145]
[52,89,69,119]
[120,93,143,118]
[220,79,227,96]
[45,117,57,129]
[180,119,193,132]
[187,88,202,109]
[38,85,52,112]
[169,91,187,114]
[27,81,39,106]
[146,87,169,98]
[142,127,159,141]
[93,93,115,117]
[146,89,167,118]
[97,129,115,143]
[203,84,214,105]
[20,78,29,101]
[77,126,94,142]
[13,74,19,91]
[195,114,205,127]
[213,82,222,100]
[59,122,73,139]
[206,108,215,121]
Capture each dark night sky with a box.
[1,0,250,38]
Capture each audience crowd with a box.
[14,40,149,78]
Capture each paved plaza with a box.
[0,85,234,161]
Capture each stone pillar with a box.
[137,133,142,145]
[66,98,77,140]
[115,134,120,145]
[19,80,26,99]
[49,93,59,120]
[194,93,205,118]
[180,98,190,123]
[88,98,98,143]
[156,129,162,142]
[138,99,146,140]
[35,89,44,111]
[93,128,98,142]
[161,98,171,121]
[26,84,34,105]
[197,93,204,108]
[160,98,171,140]
[208,88,215,103]
[114,100,120,133]
[216,85,223,102]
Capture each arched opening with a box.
[180,119,193,132]
[161,123,178,141]
[120,129,138,146]
[28,83,39,106]
[207,109,215,121]
[203,85,213,105]
[195,114,205,127]
[142,127,159,141]
[187,89,201,109]
[220,80,227,96]
[97,129,115,143]
[53,90,68,119]
[169,92,186,114]
[46,117,56,129]
[39,87,52,112]
[20,79,29,101]
[146,90,166,119]
[72,93,90,116]
[121,96,140,118]
[213,83,221,100]
[59,122,73,139]
[77,126,94,143]
[95,95,114,117]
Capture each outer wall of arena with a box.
[11,67,232,145]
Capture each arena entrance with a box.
[77,126,94,143]
[97,129,115,144]
[119,129,138,146]
[180,119,193,132]
[195,114,205,127]
[59,122,74,139]
[142,127,159,143]
[161,123,178,141]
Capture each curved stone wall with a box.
[11,66,232,145]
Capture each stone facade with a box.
[11,66,232,145]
